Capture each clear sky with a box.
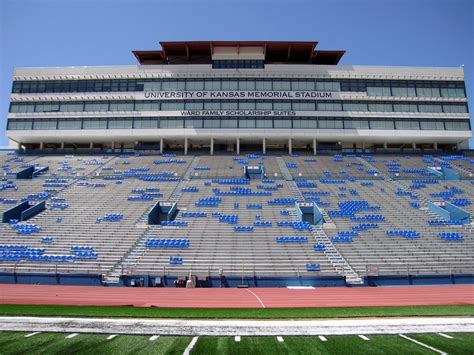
[0,0,472,147]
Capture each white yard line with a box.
[438,333,453,339]
[0,317,472,336]
[358,335,370,341]
[276,336,284,342]
[65,333,78,339]
[183,336,199,355]
[245,289,266,308]
[234,336,241,342]
[149,335,160,341]
[319,335,327,342]
[399,334,447,355]
[107,334,118,340]
[24,332,41,338]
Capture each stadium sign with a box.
[180,110,297,117]
[137,91,339,100]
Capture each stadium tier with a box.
[1,40,472,287]
[0,151,473,287]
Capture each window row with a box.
[12,78,466,96]
[212,60,265,69]
[7,117,470,131]
[9,100,469,114]
[367,86,465,98]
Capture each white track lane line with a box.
[245,289,266,308]
[399,334,447,355]
[183,336,199,355]
[319,336,327,342]
[149,335,160,341]
[438,333,453,339]
[358,335,370,341]
[234,336,241,342]
[107,334,118,341]
[276,336,284,342]
[24,332,41,338]
[65,333,78,339]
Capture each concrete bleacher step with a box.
[276,156,293,180]
[184,156,201,180]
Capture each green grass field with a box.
[0,332,472,355]
[1,304,473,319]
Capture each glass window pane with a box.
[204,101,220,110]
[273,102,292,110]
[204,80,220,91]
[273,80,291,91]
[292,102,315,111]
[185,101,204,110]
[238,80,256,91]
[256,101,272,110]
[420,121,444,130]
[255,80,272,90]
[186,80,204,91]
[274,119,292,128]
[83,119,107,129]
[221,101,238,110]
[161,102,185,110]
[256,119,272,128]
[221,119,238,128]
[221,80,238,90]
[239,101,256,110]
[58,119,82,130]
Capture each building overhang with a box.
[132,41,345,65]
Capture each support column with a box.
[383,142,388,150]
[262,137,266,154]
[111,141,115,150]
[313,138,317,156]
[456,143,460,151]
[184,138,188,155]
[39,142,44,150]
[159,138,163,154]
[288,137,292,155]
[60,142,65,150]
[89,142,94,150]
[210,137,214,155]
[412,143,416,150]
[433,142,438,150]
[236,137,240,155]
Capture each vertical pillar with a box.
[236,137,240,155]
[313,138,317,156]
[288,137,292,155]
[159,138,163,154]
[262,137,266,154]
[89,142,94,150]
[60,142,65,150]
[412,143,416,150]
[39,142,44,150]
[111,141,115,150]
[383,142,388,150]
[456,143,460,151]
[184,137,188,155]
[210,137,214,155]
[433,142,438,150]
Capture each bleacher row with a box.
[0,151,472,281]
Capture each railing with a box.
[365,263,474,277]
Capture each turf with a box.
[1,332,473,355]
[0,304,473,319]
[191,335,435,355]
[0,332,192,355]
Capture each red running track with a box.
[1,284,473,308]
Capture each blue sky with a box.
[0,0,472,147]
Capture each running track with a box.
[1,284,473,308]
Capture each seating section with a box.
[0,151,472,281]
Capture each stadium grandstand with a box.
[1,40,473,288]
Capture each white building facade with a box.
[6,41,471,153]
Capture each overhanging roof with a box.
[132,41,345,65]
